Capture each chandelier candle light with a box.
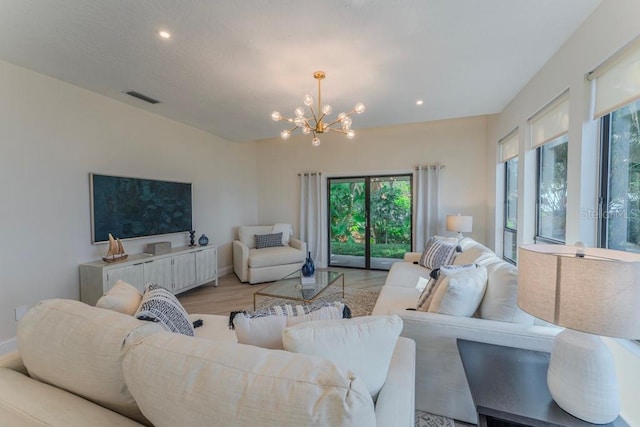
[271,71,365,147]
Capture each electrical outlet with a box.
[15,305,28,321]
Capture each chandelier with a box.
[271,71,365,147]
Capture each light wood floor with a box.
[177,268,387,316]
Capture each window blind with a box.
[589,36,640,119]
[529,91,569,149]
[499,130,518,162]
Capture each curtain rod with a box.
[298,172,322,176]
[414,164,445,171]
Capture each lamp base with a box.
[547,329,620,424]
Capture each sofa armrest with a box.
[393,309,560,351]
[391,309,560,423]
[232,240,249,283]
[289,237,307,254]
[403,252,422,263]
[375,337,416,427]
[0,351,28,376]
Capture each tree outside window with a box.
[536,135,568,243]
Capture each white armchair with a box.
[233,224,307,284]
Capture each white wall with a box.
[256,115,489,246]
[0,60,258,348]
[486,1,640,423]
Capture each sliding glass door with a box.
[328,175,412,270]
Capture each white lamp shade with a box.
[446,215,472,233]
[518,244,640,339]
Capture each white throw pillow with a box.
[428,266,488,316]
[479,261,534,324]
[282,315,403,400]
[416,264,477,312]
[96,280,142,316]
[233,303,345,350]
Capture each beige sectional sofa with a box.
[0,299,416,426]
[233,224,307,284]
[372,237,560,424]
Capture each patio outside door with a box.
[327,174,412,270]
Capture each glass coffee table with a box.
[253,269,345,310]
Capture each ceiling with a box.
[0,0,603,142]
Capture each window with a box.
[536,134,568,243]
[504,157,518,263]
[599,99,640,252]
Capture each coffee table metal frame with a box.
[253,269,345,310]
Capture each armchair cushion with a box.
[248,246,305,268]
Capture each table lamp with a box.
[446,214,473,241]
[518,244,640,424]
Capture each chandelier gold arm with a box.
[272,70,362,145]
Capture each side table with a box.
[457,339,628,427]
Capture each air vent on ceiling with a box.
[125,91,160,104]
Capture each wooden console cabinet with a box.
[80,245,218,305]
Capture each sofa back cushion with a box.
[453,241,496,266]
[17,299,164,423]
[282,315,403,401]
[123,332,375,427]
[479,260,534,325]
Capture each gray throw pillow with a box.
[255,232,284,249]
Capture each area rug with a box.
[250,285,381,317]
[416,410,455,427]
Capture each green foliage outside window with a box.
[329,177,412,259]
[606,100,640,252]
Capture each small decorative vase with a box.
[189,230,196,247]
[301,251,315,277]
[198,234,209,246]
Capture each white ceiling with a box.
[0,0,602,142]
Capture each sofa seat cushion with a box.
[17,299,164,424]
[385,262,432,289]
[248,246,305,268]
[123,332,375,427]
[190,314,238,342]
[0,368,144,427]
[371,286,420,315]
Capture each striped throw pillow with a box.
[135,284,194,336]
[418,237,458,270]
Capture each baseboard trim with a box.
[219,265,233,277]
[0,337,17,355]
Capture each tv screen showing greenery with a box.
[90,174,192,243]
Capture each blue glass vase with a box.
[301,251,315,277]
[198,234,209,246]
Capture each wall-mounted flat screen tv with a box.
[90,173,192,243]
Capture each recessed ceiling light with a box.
[158,31,171,39]
[416,100,424,106]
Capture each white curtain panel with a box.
[414,165,443,251]
[299,172,324,266]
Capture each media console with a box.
[79,245,217,305]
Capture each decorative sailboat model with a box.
[102,233,128,263]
